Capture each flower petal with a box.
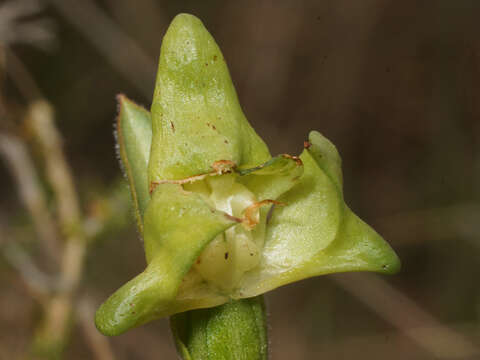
[236,154,304,201]
[237,131,400,297]
[143,183,239,264]
[95,183,238,335]
[306,130,343,191]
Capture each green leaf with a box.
[148,13,270,184]
[116,95,152,234]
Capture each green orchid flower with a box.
[95,13,400,337]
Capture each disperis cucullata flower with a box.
[96,14,400,336]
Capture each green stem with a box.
[170,297,268,360]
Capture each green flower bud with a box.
[96,13,400,337]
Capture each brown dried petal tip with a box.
[281,154,303,166]
[212,160,236,174]
[242,199,284,229]
[149,161,237,193]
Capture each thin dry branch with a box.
[77,296,116,360]
[0,133,60,264]
[26,100,88,355]
[332,273,480,359]
[2,45,112,358]
[0,222,52,304]
[0,0,56,51]
[4,48,43,100]
[45,0,156,99]
[27,101,81,241]
[375,203,480,249]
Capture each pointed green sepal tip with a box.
[305,130,401,275]
[95,255,178,336]
[116,94,152,235]
[148,13,270,184]
[306,130,400,275]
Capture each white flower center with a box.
[184,174,263,292]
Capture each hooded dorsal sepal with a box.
[148,14,270,185]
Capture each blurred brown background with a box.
[1,0,480,359]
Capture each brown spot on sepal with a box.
[206,122,217,131]
[224,252,229,260]
[170,121,175,132]
[304,141,311,149]
[149,182,156,194]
